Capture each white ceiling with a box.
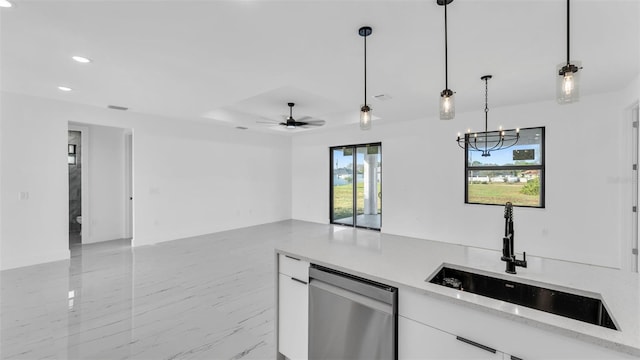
[1,0,638,134]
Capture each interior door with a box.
[125,133,133,239]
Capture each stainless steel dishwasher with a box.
[308,264,398,360]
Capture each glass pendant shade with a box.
[360,105,372,130]
[440,89,455,120]
[556,61,581,104]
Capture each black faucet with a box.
[500,202,527,274]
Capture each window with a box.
[330,143,381,230]
[465,127,544,207]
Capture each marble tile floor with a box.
[1,220,333,359]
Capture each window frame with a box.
[464,127,545,208]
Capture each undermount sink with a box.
[427,264,618,330]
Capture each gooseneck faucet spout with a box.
[500,202,527,274]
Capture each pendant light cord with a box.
[566,0,570,65]
[444,0,449,88]
[364,33,367,106]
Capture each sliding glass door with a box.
[331,143,381,230]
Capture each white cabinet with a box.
[399,288,635,360]
[277,254,309,360]
[399,316,503,360]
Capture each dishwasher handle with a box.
[309,265,397,306]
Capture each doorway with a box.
[68,130,83,247]
[330,143,382,230]
[67,123,133,247]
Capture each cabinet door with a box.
[278,273,308,360]
[399,316,503,360]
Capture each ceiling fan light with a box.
[360,105,372,130]
[440,89,455,120]
[556,61,581,104]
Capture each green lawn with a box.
[333,182,381,220]
[468,182,539,206]
[333,182,538,219]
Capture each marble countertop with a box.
[274,222,640,356]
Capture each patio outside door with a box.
[330,143,381,230]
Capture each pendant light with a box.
[556,0,582,104]
[438,0,455,120]
[359,26,373,130]
[457,75,519,157]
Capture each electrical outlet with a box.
[18,191,29,200]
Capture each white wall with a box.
[292,87,639,269]
[1,92,292,270]
[1,94,70,269]
[84,124,127,244]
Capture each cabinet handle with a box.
[284,254,301,261]
[455,336,496,354]
[291,277,308,285]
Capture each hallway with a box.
[0,221,312,359]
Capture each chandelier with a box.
[457,75,519,157]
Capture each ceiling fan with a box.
[258,102,325,129]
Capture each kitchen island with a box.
[274,222,640,359]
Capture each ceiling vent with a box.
[108,105,128,111]
[373,94,392,101]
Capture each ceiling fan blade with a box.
[302,120,326,126]
[296,116,312,122]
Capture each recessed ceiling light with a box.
[0,1,13,8]
[58,86,72,92]
[72,56,91,63]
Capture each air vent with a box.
[373,94,392,101]
[108,105,128,111]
